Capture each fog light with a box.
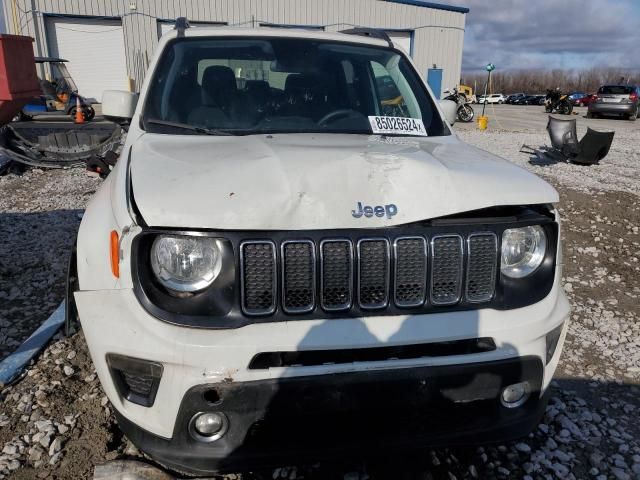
[190,412,228,442]
[500,382,530,408]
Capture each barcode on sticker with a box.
[369,116,427,136]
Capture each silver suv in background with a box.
[588,85,640,121]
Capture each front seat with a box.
[188,65,238,128]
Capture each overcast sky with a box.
[452,0,639,73]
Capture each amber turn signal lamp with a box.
[110,230,120,278]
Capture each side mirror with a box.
[439,99,457,126]
[102,90,138,121]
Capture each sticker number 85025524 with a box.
[368,116,428,136]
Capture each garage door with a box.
[46,17,128,102]
[387,31,412,57]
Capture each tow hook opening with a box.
[203,388,222,405]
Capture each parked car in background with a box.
[478,93,506,104]
[573,93,596,107]
[522,95,545,106]
[588,85,640,121]
[568,92,587,102]
[513,95,531,105]
[506,93,526,104]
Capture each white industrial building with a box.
[3,0,467,102]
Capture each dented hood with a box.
[130,133,558,230]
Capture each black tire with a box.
[629,111,637,122]
[558,100,573,115]
[457,104,475,123]
[85,106,96,121]
[498,100,503,104]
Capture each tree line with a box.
[461,68,640,95]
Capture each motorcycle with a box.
[443,87,475,123]
[544,89,573,115]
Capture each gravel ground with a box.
[0,169,101,361]
[458,128,640,196]
[1,126,639,479]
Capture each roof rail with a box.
[340,28,393,48]
[174,17,190,38]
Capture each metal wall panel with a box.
[7,0,465,96]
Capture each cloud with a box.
[453,0,640,72]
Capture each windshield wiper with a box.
[145,119,235,136]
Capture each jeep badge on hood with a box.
[352,202,398,219]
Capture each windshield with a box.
[142,37,448,136]
[598,86,632,95]
[51,63,78,93]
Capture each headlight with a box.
[500,225,546,278]
[150,235,222,292]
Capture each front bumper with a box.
[588,102,636,115]
[76,283,569,430]
[114,356,549,475]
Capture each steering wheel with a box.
[317,109,358,126]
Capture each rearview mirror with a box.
[102,90,138,121]
[439,99,457,126]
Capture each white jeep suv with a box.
[73,22,569,475]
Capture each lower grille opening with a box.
[248,338,496,369]
[107,354,163,407]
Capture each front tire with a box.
[457,104,475,123]
[557,100,573,115]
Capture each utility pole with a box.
[481,63,495,118]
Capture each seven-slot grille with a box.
[240,233,498,316]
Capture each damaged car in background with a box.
[72,21,570,477]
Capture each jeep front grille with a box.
[466,233,498,303]
[240,241,276,315]
[393,237,428,307]
[357,239,390,309]
[430,235,464,305]
[240,232,498,316]
[281,240,315,313]
[320,240,353,311]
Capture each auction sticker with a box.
[368,116,428,136]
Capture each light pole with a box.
[481,63,495,117]
[478,63,495,130]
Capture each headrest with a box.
[201,65,237,94]
[245,80,270,94]
[285,74,321,93]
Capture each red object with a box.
[0,34,41,125]
[630,92,638,101]
[74,95,85,124]
[577,93,597,106]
